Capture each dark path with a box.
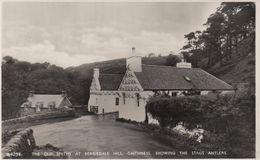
[31,115,177,159]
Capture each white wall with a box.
[126,56,142,72]
[118,96,146,122]
[88,92,119,114]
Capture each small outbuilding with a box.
[20,91,72,116]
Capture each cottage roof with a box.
[22,94,71,108]
[99,74,124,90]
[134,65,234,91]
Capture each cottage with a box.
[20,91,72,116]
[88,48,234,122]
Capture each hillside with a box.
[206,34,255,93]
[2,33,254,121]
[67,56,168,76]
[67,34,255,94]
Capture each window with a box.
[48,101,56,110]
[36,102,43,112]
[136,93,140,107]
[95,98,98,105]
[90,106,98,113]
[36,105,41,112]
[123,92,126,104]
[115,97,119,106]
[48,104,55,110]
[172,92,177,96]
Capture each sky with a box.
[2,2,220,68]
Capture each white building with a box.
[20,91,72,116]
[88,48,234,122]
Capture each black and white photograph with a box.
[1,1,256,159]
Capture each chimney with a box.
[61,91,67,97]
[93,68,99,79]
[176,58,192,68]
[132,47,135,55]
[126,47,142,72]
[29,90,34,97]
[92,68,101,91]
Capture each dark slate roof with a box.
[99,74,124,90]
[134,65,234,91]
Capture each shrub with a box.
[146,91,255,157]
[147,96,203,128]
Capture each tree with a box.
[3,56,17,64]
[219,2,255,58]
[179,2,255,68]
[147,53,156,58]
[181,31,204,67]
[204,12,225,65]
[2,57,91,119]
[165,54,180,66]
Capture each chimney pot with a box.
[61,91,67,97]
[126,47,142,72]
[93,68,100,79]
[132,47,135,55]
[29,90,34,97]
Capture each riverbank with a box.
[116,118,230,158]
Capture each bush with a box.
[146,92,255,157]
[147,96,203,128]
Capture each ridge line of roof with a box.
[126,56,142,59]
[30,94,62,95]
[100,73,124,75]
[141,64,201,69]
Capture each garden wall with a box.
[2,108,75,126]
[2,128,36,159]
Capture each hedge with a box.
[146,92,255,157]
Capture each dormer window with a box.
[48,101,56,110]
[36,102,43,112]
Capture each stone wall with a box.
[2,108,75,126]
[2,129,36,159]
[20,107,36,117]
